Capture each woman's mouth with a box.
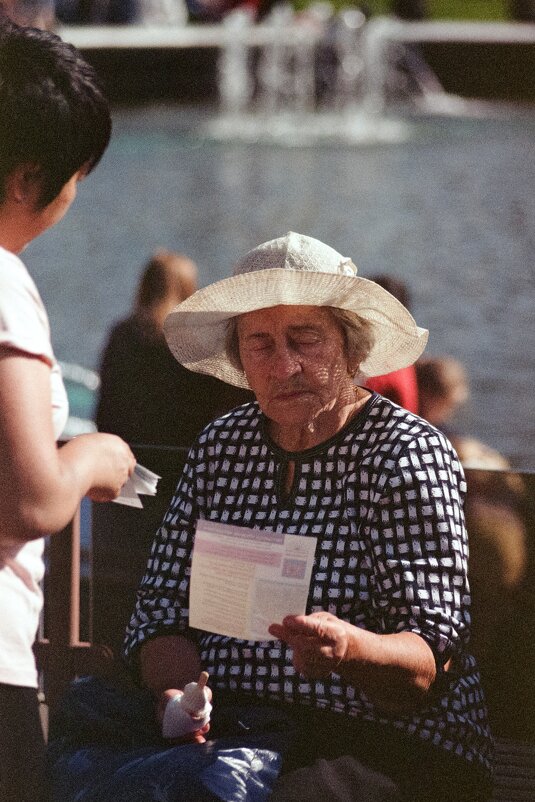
[273,389,311,401]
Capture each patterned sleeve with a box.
[365,430,470,668]
[122,446,202,666]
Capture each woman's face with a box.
[2,165,88,254]
[237,304,356,432]
[33,169,85,235]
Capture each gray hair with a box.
[225,307,374,378]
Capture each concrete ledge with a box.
[56,21,535,106]
[56,21,322,48]
[57,20,535,103]
[56,20,535,49]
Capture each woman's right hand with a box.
[77,433,136,502]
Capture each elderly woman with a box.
[123,233,493,802]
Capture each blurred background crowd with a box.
[1,0,534,33]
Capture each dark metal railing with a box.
[34,510,114,711]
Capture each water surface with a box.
[25,103,535,469]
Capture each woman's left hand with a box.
[269,611,350,678]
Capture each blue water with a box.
[24,103,535,469]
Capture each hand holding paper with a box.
[114,463,161,508]
[269,611,349,678]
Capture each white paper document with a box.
[113,463,161,508]
[189,519,317,641]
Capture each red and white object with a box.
[162,671,212,739]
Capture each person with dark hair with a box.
[365,274,419,412]
[0,21,112,209]
[96,249,253,447]
[415,355,469,434]
[0,19,135,802]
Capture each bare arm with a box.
[0,351,135,543]
[269,612,437,714]
[339,625,437,711]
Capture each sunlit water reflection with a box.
[25,103,535,469]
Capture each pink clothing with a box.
[366,366,419,413]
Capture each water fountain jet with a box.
[204,8,497,145]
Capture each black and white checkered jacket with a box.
[124,393,492,772]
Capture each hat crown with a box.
[232,232,357,278]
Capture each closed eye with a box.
[243,335,273,352]
[293,336,320,345]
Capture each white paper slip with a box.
[189,519,317,641]
[113,463,161,508]
[132,463,160,492]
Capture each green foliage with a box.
[427,1,509,20]
[293,1,511,21]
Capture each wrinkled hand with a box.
[157,687,213,745]
[269,611,350,678]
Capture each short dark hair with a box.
[0,18,111,207]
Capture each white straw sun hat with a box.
[164,232,428,389]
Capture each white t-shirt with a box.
[0,246,69,688]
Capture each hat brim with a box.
[164,269,428,389]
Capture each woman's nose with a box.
[269,345,301,380]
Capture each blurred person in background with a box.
[185,0,278,23]
[415,354,528,671]
[365,275,419,413]
[415,354,469,436]
[96,248,253,447]
[415,354,510,468]
[0,0,54,28]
